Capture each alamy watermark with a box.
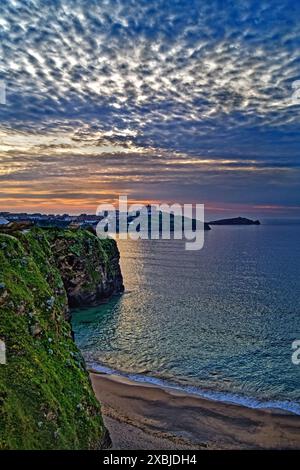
[95,196,205,251]
[290,80,300,105]
[0,339,6,365]
[291,339,300,365]
[0,81,6,105]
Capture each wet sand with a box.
[90,371,300,450]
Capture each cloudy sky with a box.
[0,0,300,217]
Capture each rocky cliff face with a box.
[45,228,124,309]
[0,227,123,449]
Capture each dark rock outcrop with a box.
[46,228,124,308]
[209,217,260,226]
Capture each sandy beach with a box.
[90,371,300,450]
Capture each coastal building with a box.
[0,217,9,225]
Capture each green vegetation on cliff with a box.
[46,228,123,308]
[0,227,123,449]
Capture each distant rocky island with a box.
[0,212,260,232]
[209,216,260,226]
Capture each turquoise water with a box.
[72,223,300,413]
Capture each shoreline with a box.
[90,371,300,450]
[87,362,300,416]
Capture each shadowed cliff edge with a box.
[0,227,123,450]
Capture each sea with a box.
[72,220,300,414]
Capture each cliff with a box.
[46,228,124,308]
[0,227,123,449]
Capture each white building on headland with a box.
[0,217,9,225]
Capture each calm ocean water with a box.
[72,222,300,414]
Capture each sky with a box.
[0,0,300,218]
